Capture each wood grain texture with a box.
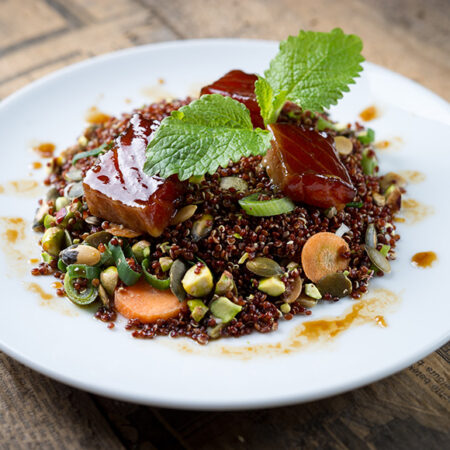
[0,0,449,448]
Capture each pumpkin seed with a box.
[45,187,59,202]
[98,284,110,307]
[63,229,72,248]
[365,223,377,249]
[298,297,318,308]
[372,192,386,207]
[380,172,407,192]
[85,215,101,226]
[64,167,83,182]
[64,182,84,199]
[282,274,303,303]
[334,136,353,155]
[170,204,197,226]
[169,259,188,302]
[192,214,213,241]
[32,203,50,230]
[316,273,353,298]
[365,246,391,273]
[83,231,112,248]
[246,257,283,277]
[220,176,248,193]
[107,223,141,238]
[384,185,402,212]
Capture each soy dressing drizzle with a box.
[172,289,401,359]
[33,142,55,158]
[411,251,437,268]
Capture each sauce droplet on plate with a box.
[411,251,437,268]
[32,161,43,169]
[359,105,378,121]
[85,107,111,124]
[375,140,390,149]
[33,142,55,158]
[26,282,53,300]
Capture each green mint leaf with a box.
[144,94,272,180]
[265,28,364,113]
[254,76,287,126]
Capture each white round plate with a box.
[0,40,449,410]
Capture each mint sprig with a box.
[258,28,364,124]
[144,28,364,179]
[144,94,271,181]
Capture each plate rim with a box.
[0,38,449,410]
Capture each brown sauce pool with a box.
[398,170,426,184]
[411,251,437,268]
[172,288,400,359]
[86,107,111,124]
[26,282,53,300]
[359,105,378,121]
[376,140,390,149]
[401,198,434,224]
[0,217,31,277]
[33,142,55,158]
[0,180,42,197]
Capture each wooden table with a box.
[1,1,449,448]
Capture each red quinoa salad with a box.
[32,29,405,344]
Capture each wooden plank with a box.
[0,353,124,449]
[0,7,178,99]
[155,344,450,449]
[0,0,68,52]
[144,0,450,99]
[91,396,188,449]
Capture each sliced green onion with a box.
[108,242,141,286]
[71,142,111,166]
[64,272,98,305]
[357,128,375,145]
[66,264,101,280]
[142,259,170,290]
[239,194,295,217]
[379,244,390,257]
[346,201,363,208]
[361,148,378,175]
[316,116,337,131]
[99,245,114,266]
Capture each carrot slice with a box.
[301,232,350,283]
[115,279,187,323]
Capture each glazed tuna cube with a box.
[200,70,264,128]
[265,123,356,208]
[83,114,184,237]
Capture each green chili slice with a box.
[108,242,141,286]
[142,259,170,290]
[66,264,101,280]
[63,264,100,305]
[346,201,363,208]
[357,128,375,145]
[71,142,111,166]
[239,194,295,217]
[316,116,337,131]
[99,245,114,266]
[361,148,378,175]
